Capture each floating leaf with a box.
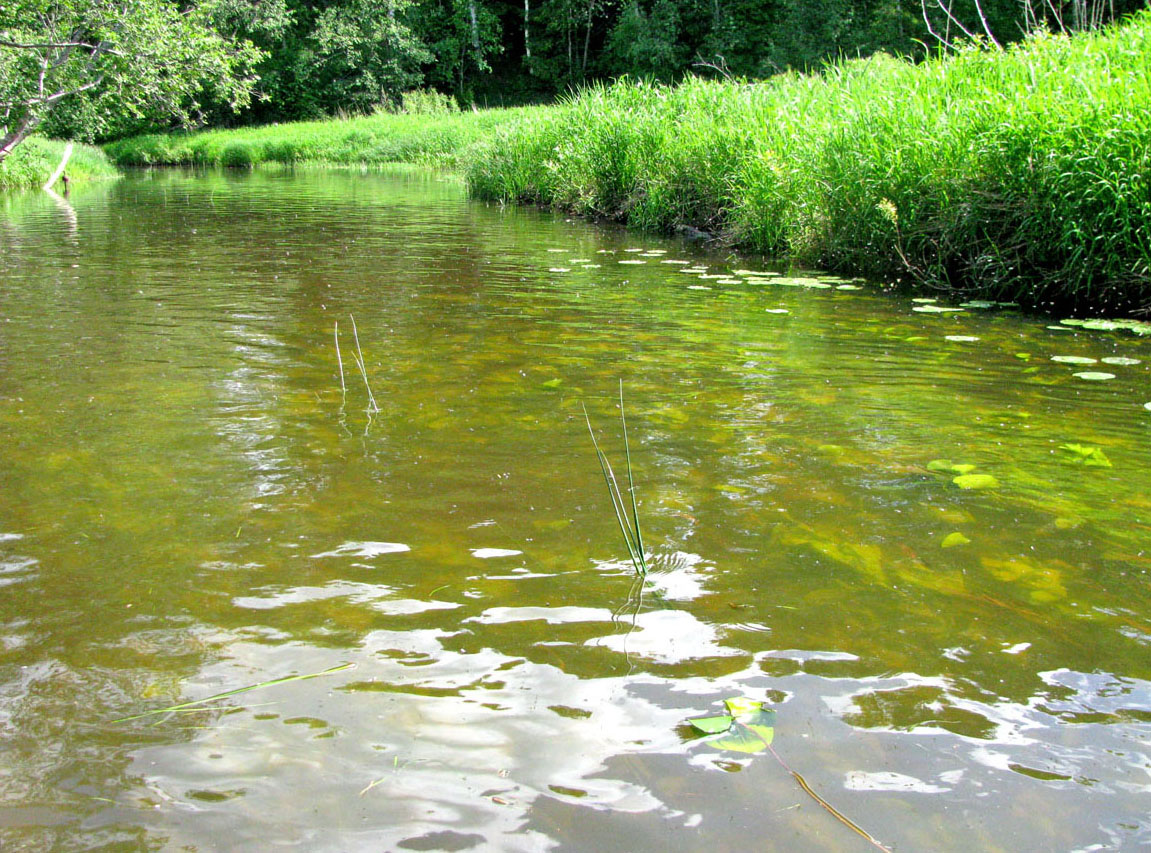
[549,267,571,273]
[688,715,735,734]
[912,297,938,304]
[1101,357,1140,366]
[945,335,980,342]
[1015,352,1031,360]
[941,532,971,548]
[960,300,995,308]
[926,459,955,472]
[950,464,976,475]
[541,378,563,389]
[913,305,964,314]
[836,284,862,290]
[1050,355,1097,364]
[1058,444,1112,468]
[764,308,789,314]
[1073,372,1115,381]
[953,473,998,490]
[724,697,763,716]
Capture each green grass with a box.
[105,106,541,171]
[465,12,1151,313]
[0,137,120,191]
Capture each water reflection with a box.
[0,168,1149,850]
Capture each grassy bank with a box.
[467,13,1151,313]
[104,106,538,171]
[0,138,120,191]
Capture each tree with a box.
[0,0,264,162]
[308,0,433,112]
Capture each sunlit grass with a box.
[0,137,119,191]
[466,12,1151,312]
[104,107,543,171]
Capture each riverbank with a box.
[467,12,1151,314]
[0,138,119,191]
[50,11,1151,314]
[103,106,537,171]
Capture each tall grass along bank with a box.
[467,13,1151,314]
[105,105,538,172]
[0,138,119,191]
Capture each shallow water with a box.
[1,168,1150,852]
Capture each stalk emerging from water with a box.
[348,314,379,414]
[584,381,647,577]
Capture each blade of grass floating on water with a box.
[112,662,354,723]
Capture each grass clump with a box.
[466,12,1151,314]
[0,137,119,191]
[105,106,537,171]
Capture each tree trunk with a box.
[0,111,42,164]
[524,0,531,60]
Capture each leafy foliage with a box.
[0,0,264,158]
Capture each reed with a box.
[466,11,1151,313]
[584,383,648,577]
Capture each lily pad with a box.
[960,300,996,308]
[836,284,862,291]
[945,335,980,342]
[1050,355,1097,364]
[1015,352,1031,360]
[548,267,571,273]
[941,532,971,548]
[953,473,998,490]
[928,460,975,475]
[1101,357,1140,366]
[912,297,938,304]
[764,308,789,314]
[1073,372,1115,381]
[687,697,776,754]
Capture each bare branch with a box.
[0,39,120,53]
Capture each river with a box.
[1,167,1150,851]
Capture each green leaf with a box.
[723,696,763,716]
[710,720,775,752]
[953,473,998,490]
[926,459,954,472]
[541,378,563,388]
[941,532,971,548]
[688,715,734,734]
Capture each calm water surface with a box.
[1,169,1150,851]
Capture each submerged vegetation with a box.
[0,137,118,191]
[468,12,1151,313]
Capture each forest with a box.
[33,0,1149,140]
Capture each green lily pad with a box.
[1058,443,1112,468]
[927,459,955,472]
[1101,357,1140,366]
[687,698,777,754]
[913,305,964,314]
[912,297,938,304]
[688,715,736,734]
[945,335,980,342]
[541,378,563,389]
[1015,352,1031,360]
[1050,356,1097,364]
[941,532,971,548]
[953,473,998,490]
[765,308,789,314]
[960,300,996,308]
[1073,372,1115,381]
